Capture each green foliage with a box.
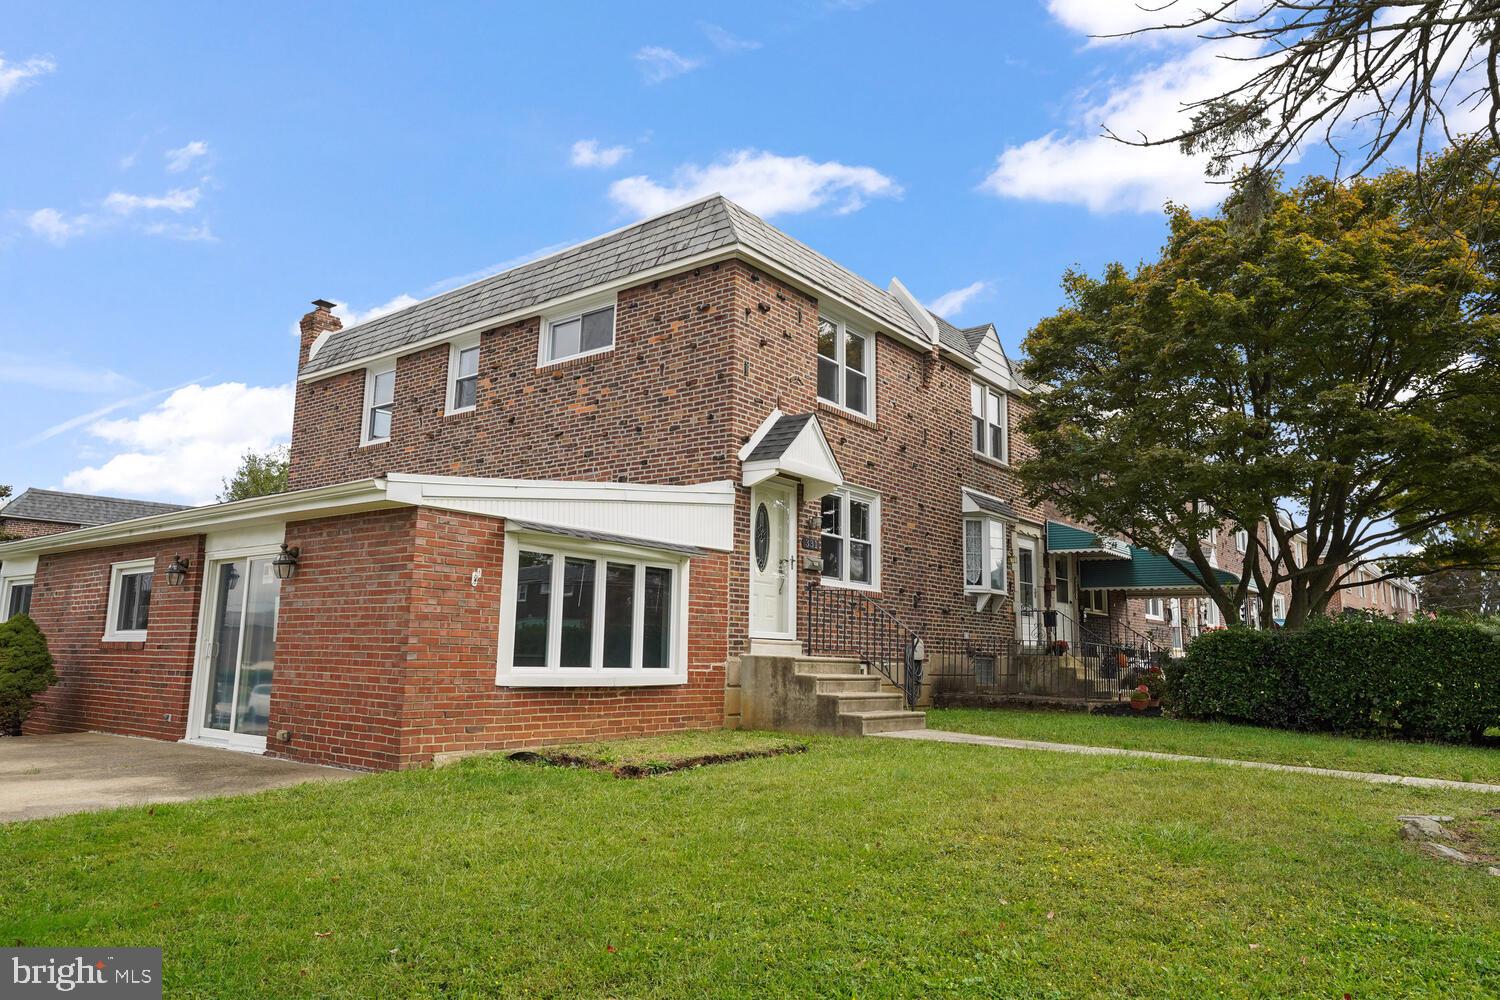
[218,446,289,503]
[0,614,57,736]
[1019,148,1500,630]
[1169,618,1500,743]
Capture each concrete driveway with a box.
[0,732,357,823]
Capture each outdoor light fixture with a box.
[271,543,301,581]
[165,554,191,586]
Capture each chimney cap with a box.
[310,298,337,311]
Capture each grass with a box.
[4,737,1500,998]
[512,729,807,776]
[930,707,1500,785]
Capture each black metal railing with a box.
[804,583,924,708]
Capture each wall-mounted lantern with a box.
[165,555,191,586]
[271,543,301,581]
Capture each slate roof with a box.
[929,312,982,357]
[0,488,187,527]
[963,489,1018,519]
[302,195,971,377]
[745,414,815,462]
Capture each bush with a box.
[0,614,57,736]
[1166,617,1500,744]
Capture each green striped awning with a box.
[1046,521,1131,559]
[1078,545,1252,595]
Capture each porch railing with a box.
[804,583,924,709]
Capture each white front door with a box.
[1015,533,1043,648]
[748,481,796,639]
[189,554,282,751]
[1053,554,1075,646]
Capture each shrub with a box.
[0,614,56,736]
[1167,617,1500,744]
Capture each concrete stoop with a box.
[738,653,927,737]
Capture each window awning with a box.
[1078,545,1253,595]
[1046,521,1131,560]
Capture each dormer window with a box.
[362,361,395,445]
[541,296,616,366]
[817,316,874,418]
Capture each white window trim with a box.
[963,515,1008,595]
[1144,597,1166,620]
[816,313,877,420]
[819,486,881,591]
[2,575,35,618]
[537,293,618,369]
[103,558,155,642]
[971,380,1009,465]
[445,334,481,416]
[1080,588,1109,616]
[496,531,689,687]
[1273,593,1286,619]
[1235,528,1248,553]
[361,360,396,446]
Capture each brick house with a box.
[0,488,184,543]
[0,195,1242,768]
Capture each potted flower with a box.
[1050,639,1070,656]
[1129,684,1151,711]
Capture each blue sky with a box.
[0,1,1310,504]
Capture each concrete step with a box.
[821,691,907,714]
[808,674,884,694]
[839,710,928,737]
[793,655,866,675]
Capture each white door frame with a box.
[747,479,798,641]
[1014,529,1042,647]
[185,544,282,753]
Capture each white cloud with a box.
[105,187,201,215]
[25,208,94,245]
[634,46,704,84]
[62,383,295,504]
[927,281,991,319]
[570,139,631,169]
[608,149,901,219]
[981,36,1263,212]
[333,293,421,328]
[0,53,55,100]
[164,140,209,173]
[1043,0,1219,44]
[700,23,760,52]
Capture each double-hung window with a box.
[817,316,874,417]
[104,559,154,641]
[971,382,1007,463]
[820,487,879,588]
[363,362,395,445]
[1235,528,1249,553]
[3,577,33,619]
[499,534,687,685]
[1053,557,1071,605]
[1273,593,1286,621]
[542,298,616,365]
[1145,597,1166,619]
[447,337,480,414]
[963,516,1007,593]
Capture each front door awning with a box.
[739,410,844,499]
[1046,520,1132,559]
[1078,544,1253,595]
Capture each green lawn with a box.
[930,707,1500,785]
[4,733,1500,998]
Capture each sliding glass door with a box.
[196,556,281,747]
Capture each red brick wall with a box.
[24,536,205,739]
[266,507,727,770]
[288,264,742,491]
[270,508,417,769]
[0,518,81,540]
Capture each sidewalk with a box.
[875,728,1500,794]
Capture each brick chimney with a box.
[298,299,342,369]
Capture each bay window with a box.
[499,534,687,685]
[963,516,1007,593]
[817,316,874,417]
[971,382,1007,463]
[820,487,879,588]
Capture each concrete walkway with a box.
[876,728,1500,794]
[0,732,357,823]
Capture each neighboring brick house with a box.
[0,195,1241,768]
[1326,564,1422,621]
[0,488,184,542]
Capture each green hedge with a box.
[1165,618,1500,744]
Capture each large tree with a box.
[1108,1,1500,181]
[1018,149,1500,629]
